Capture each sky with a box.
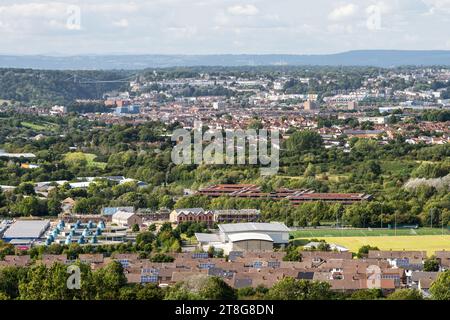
[0,0,450,55]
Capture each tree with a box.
[164,283,200,300]
[283,245,302,262]
[352,139,379,157]
[132,224,140,232]
[266,277,333,300]
[387,289,423,300]
[12,196,46,216]
[73,197,104,215]
[317,242,330,251]
[18,264,49,300]
[196,276,236,300]
[361,160,382,179]
[0,189,6,208]
[136,231,155,251]
[15,182,36,196]
[174,195,210,209]
[93,261,127,300]
[150,253,175,263]
[0,241,15,259]
[430,271,450,300]
[349,289,383,300]
[207,246,215,258]
[248,119,263,130]
[119,286,138,300]
[136,284,164,300]
[424,256,440,272]
[47,196,62,216]
[303,163,317,177]
[286,131,323,153]
[357,245,379,258]
[0,266,27,299]
[164,275,236,300]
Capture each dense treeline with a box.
[0,261,448,300]
[421,110,450,122]
[0,69,130,105]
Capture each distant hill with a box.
[1,50,450,70]
[0,69,129,105]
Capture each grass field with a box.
[290,227,449,238]
[64,152,107,169]
[21,121,59,131]
[292,235,450,255]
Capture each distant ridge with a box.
[1,50,450,70]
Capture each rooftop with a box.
[195,233,222,243]
[112,211,136,220]
[228,233,274,242]
[219,222,290,234]
[2,220,50,240]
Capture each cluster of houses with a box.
[169,208,261,227]
[1,249,448,296]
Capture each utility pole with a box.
[431,210,433,229]
[336,210,338,229]
[395,213,397,236]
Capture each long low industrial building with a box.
[197,184,372,204]
[195,222,290,254]
[2,220,50,244]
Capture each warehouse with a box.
[112,211,142,227]
[218,222,290,244]
[228,233,274,252]
[2,220,50,242]
[195,222,289,254]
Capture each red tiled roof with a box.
[198,184,372,204]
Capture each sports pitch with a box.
[290,228,450,254]
[292,235,450,255]
[290,227,449,238]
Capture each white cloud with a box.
[113,19,129,28]
[328,3,357,20]
[227,4,259,16]
[423,0,450,12]
[0,2,70,34]
[85,2,140,14]
[0,2,68,18]
[0,0,449,55]
[166,26,198,38]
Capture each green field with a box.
[21,121,59,131]
[64,152,107,169]
[290,227,449,238]
[292,235,450,255]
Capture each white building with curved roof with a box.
[195,222,289,254]
[218,222,290,244]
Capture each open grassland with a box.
[292,235,450,255]
[21,121,59,131]
[64,152,107,169]
[290,227,449,238]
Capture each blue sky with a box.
[1,0,450,55]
